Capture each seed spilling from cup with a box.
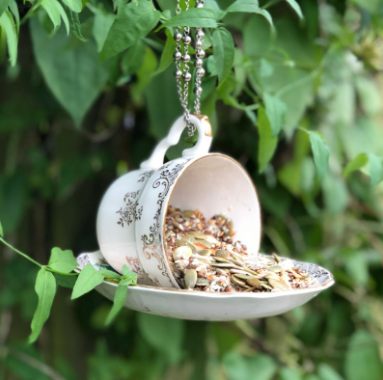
[164,206,316,293]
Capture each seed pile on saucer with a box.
[164,206,316,293]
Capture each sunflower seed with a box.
[214,257,233,264]
[231,276,248,287]
[233,273,252,280]
[196,278,211,286]
[185,269,197,289]
[211,263,235,268]
[268,278,290,291]
[215,250,230,258]
[268,265,284,272]
[246,277,262,288]
[198,239,212,248]
[273,252,282,263]
[198,249,212,257]
[188,231,210,239]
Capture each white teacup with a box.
[96,115,262,288]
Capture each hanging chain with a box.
[173,0,205,136]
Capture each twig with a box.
[11,350,68,380]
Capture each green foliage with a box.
[29,268,56,343]
[257,105,278,173]
[105,265,137,325]
[212,27,235,84]
[345,330,383,380]
[48,247,78,273]
[308,132,330,181]
[0,10,17,66]
[101,1,160,60]
[138,313,185,364]
[2,0,383,378]
[71,264,104,299]
[161,8,217,28]
[30,18,109,126]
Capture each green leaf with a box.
[48,247,78,273]
[0,11,17,66]
[30,19,109,126]
[343,153,368,177]
[61,0,82,13]
[105,279,130,326]
[345,331,383,380]
[223,352,277,380]
[101,1,160,61]
[98,269,121,280]
[121,40,146,76]
[122,264,137,281]
[0,0,11,18]
[317,363,344,380]
[8,0,19,34]
[71,264,104,299]
[309,131,329,181]
[285,0,303,19]
[257,106,278,173]
[264,93,286,136]
[368,153,383,186]
[156,28,176,74]
[29,268,57,343]
[64,5,85,40]
[226,0,273,27]
[87,4,115,52]
[41,0,63,32]
[0,220,3,237]
[279,367,302,380]
[137,313,185,364]
[161,8,217,28]
[212,27,234,84]
[322,174,349,215]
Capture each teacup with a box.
[97,115,262,288]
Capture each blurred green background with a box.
[1,0,383,379]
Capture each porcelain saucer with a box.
[76,251,334,321]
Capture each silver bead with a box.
[196,68,205,77]
[196,30,205,39]
[182,54,191,63]
[197,49,205,58]
[195,40,203,49]
[183,72,192,81]
[196,2,204,7]
[174,32,182,42]
[195,58,203,68]
[175,70,182,79]
[173,51,182,61]
[194,86,203,96]
[183,35,192,45]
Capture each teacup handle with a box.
[140,114,212,170]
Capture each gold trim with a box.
[191,114,212,137]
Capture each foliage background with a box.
[1,0,383,379]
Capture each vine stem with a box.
[0,238,79,277]
[0,237,42,268]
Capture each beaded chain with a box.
[174,0,206,136]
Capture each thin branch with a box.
[11,350,68,380]
[0,238,42,268]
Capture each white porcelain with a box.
[97,115,262,287]
[76,251,335,321]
